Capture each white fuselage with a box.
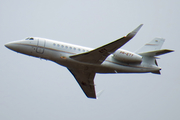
[5,37,160,74]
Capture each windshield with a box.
[25,37,34,40]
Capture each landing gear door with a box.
[37,39,45,54]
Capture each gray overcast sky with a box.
[0,0,180,120]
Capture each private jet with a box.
[5,24,174,99]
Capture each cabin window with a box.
[61,45,64,48]
[70,47,72,49]
[53,43,56,46]
[65,46,68,49]
[78,48,81,51]
[57,44,60,47]
[74,48,76,50]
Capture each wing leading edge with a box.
[70,24,143,64]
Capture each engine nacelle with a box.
[113,49,142,64]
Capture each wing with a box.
[68,68,96,99]
[70,24,143,64]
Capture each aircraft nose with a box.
[5,42,15,50]
[5,43,12,49]
[5,41,20,52]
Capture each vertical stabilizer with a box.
[136,38,165,53]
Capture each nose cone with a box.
[5,41,20,52]
[5,42,13,49]
[5,42,15,50]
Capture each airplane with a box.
[5,24,174,99]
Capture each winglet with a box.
[126,24,143,38]
[96,90,104,99]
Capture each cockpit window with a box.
[25,37,34,40]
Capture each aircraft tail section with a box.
[135,38,174,74]
[135,37,174,57]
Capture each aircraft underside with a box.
[54,57,159,74]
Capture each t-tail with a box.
[135,38,174,74]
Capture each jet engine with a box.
[113,49,142,64]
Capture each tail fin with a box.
[136,38,165,53]
[136,38,174,74]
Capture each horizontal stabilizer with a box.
[139,49,174,56]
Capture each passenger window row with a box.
[53,43,88,52]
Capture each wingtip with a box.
[140,24,144,26]
[152,70,161,74]
[127,24,143,38]
[133,24,143,33]
[96,90,104,99]
[169,49,175,52]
